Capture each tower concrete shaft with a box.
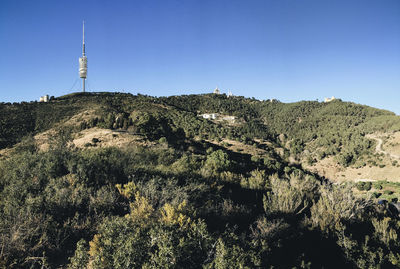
[79,21,87,92]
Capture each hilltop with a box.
[2,92,400,268]
[2,92,400,182]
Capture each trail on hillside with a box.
[368,135,400,160]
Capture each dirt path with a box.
[368,135,400,160]
[354,179,376,182]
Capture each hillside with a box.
[3,92,400,182]
[2,92,400,268]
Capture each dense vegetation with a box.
[2,92,399,165]
[1,92,400,268]
[0,99,84,149]
[159,94,398,166]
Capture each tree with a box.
[202,150,231,177]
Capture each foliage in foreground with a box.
[0,135,400,268]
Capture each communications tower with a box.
[79,21,87,92]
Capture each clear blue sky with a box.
[1,0,399,113]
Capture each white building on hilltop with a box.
[39,95,49,102]
[324,96,336,102]
[213,87,220,94]
[201,113,219,119]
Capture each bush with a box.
[371,192,382,199]
[364,182,372,191]
[263,175,318,215]
[356,182,372,191]
[308,185,370,233]
[158,137,167,144]
[201,149,231,177]
[356,182,365,191]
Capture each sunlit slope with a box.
[2,92,400,170]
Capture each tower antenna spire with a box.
[82,20,85,56]
[79,21,87,92]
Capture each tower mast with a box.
[82,21,85,56]
[79,21,87,92]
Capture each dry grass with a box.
[34,109,101,151]
[211,138,269,156]
[307,155,400,183]
[307,132,400,183]
[306,157,343,180]
[72,127,147,149]
[36,126,151,151]
[64,108,100,126]
[382,131,400,155]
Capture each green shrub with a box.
[371,192,381,198]
[356,182,365,191]
[356,182,372,191]
[158,137,167,144]
[364,182,372,191]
